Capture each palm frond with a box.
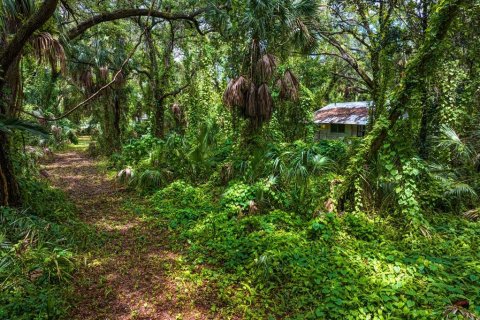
[136,169,163,190]
[223,76,249,108]
[256,54,277,81]
[0,116,50,138]
[438,125,474,162]
[246,82,257,117]
[257,83,273,120]
[445,182,477,199]
[463,208,479,221]
[117,167,134,185]
[30,32,66,73]
[278,69,300,101]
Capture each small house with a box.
[313,101,372,140]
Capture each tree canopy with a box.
[1,0,479,318]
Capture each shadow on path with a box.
[45,150,214,320]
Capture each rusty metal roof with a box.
[314,101,372,125]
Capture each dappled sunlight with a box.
[44,150,219,319]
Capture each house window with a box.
[357,125,366,137]
[330,124,345,133]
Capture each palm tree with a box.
[222,0,319,133]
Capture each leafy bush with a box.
[221,182,256,213]
[121,134,162,165]
[317,139,348,163]
[343,212,379,241]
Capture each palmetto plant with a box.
[0,116,50,138]
[267,141,330,201]
[431,125,480,205]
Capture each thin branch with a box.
[317,32,374,89]
[331,72,362,83]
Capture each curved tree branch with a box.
[67,7,209,40]
[0,0,60,79]
[161,70,196,100]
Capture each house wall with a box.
[315,124,360,140]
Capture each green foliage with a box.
[220,181,256,213]
[2,0,480,318]
[149,180,480,319]
[0,179,92,319]
[121,134,162,165]
[0,116,50,138]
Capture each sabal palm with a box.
[267,142,330,201]
[223,0,320,128]
[254,0,317,47]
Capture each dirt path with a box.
[44,147,213,320]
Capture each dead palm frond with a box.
[223,76,249,108]
[291,18,316,50]
[117,167,134,185]
[81,69,94,90]
[463,208,479,221]
[171,103,182,119]
[246,82,257,117]
[257,83,273,120]
[256,54,277,81]
[277,69,300,102]
[283,69,299,101]
[99,66,109,80]
[444,304,479,320]
[112,70,125,88]
[30,32,66,73]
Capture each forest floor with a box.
[44,138,215,320]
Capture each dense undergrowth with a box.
[108,129,480,319]
[0,177,92,319]
[2,1,480,319]
[145,180,480,319]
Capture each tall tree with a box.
[0,0,60,206]
[222,0,320,137]
[336,0,470,214]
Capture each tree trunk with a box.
[364,0,466,160]
[418,0,432,159]
[145,24,174,139]
[0,132,21,207]
[112,93,122,151]
[154,97,165,139]
[0,66,22,207]
[100,91,122,153]
[0,0,60,207]
[418,98,430,159]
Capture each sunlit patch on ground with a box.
[44,146,218,319]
